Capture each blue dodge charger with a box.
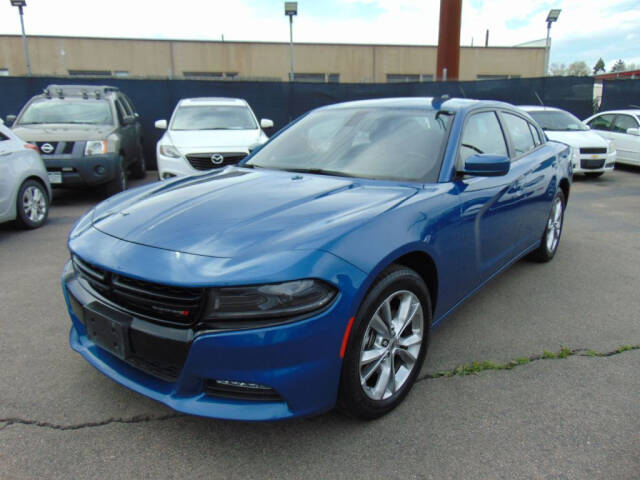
[62,97,572,420]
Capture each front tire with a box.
[15,179,49,229]
[529,190,565,262]
[338,265,432,420]
[104,157,128,197]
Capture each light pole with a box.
[284,2,297,82]
[545,9,561,76]
[9,0,32,76]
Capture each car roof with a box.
[518,105,565,112]
[178,97,248,107]
[320,97,513,112]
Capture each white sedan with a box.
[155,97,273,179]
[584,110,640,167]
[0,120,51,229]
[521,106,616,178]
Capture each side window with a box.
[502,113,535,157]
[459,111,508,163]
[0,131,9,141]
[115,99,128,125]
[612,114,639,133]
[587,114,615,131]
[122,95,137,116]
[528,122,542,146]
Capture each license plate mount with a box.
[47,171,62,184]
[84,306,131,360]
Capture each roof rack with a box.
[43,84,119,99]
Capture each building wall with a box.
[0,35,545,81]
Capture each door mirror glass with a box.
[260,118,274,129]
[155,119,168,130]
[626,127,640,136]
[461,154,510,177]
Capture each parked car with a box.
[62,97,571,421]
[8,85,145,196]
[0,120,51,229]
[155,97,273,179]
[583,109,640,167]
[521,106,615,177]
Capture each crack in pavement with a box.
[416,345,640,382]
[1,345,637,432]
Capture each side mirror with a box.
[626,127,640,136]
[460,154,510,177]
[6,114,16,126]
[134,112,140,119]
[260,118,274,129]
[155,119,168,130]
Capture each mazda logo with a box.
[211,153,224,165]
[41,143,54,154]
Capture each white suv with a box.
[155,97,273,179]
[521,106,616,178]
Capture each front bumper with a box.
[572,151,615,174]
[62,252,360,421]
[44,153,121,187]
[156,152,198,179]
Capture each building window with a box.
[0,68,9,76]
[476,74,520,80]
[68,69,112,77]
[421,74,434,82]
[183,71,239,80]
[386,74,420,83]
[327,73,340,83]
[113,71,129,77]
[225,72,238,79]
[294,73,326,83]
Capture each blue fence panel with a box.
[601,79,640,111]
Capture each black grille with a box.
[186,152,247,171]
[62,141,75,154]
[580,147,607,155]
[127,355,183,382]
[36,141,59,154]
[35,141,75,155]
[72,256,205,326]
[204,380,282,402]
[581,159,605,170]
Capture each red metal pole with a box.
[436,0,462,81]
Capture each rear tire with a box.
[104,157,127,197]
[338,265,432,420]
[15,179,49,229]
[528,190,565,263]
[129,149,146,179]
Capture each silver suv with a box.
[7,85,145,196]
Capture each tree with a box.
[550,63,567,76]
[567,61,590,76]
[593,58,605,75]
[611,59,626,72]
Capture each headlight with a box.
[571,146,580,165]
[160,145,181,158]
[203,279,337,323]
[608,140,616,153]
[85,140,107,156]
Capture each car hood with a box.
[167,129,264,150]
[12,124,116,142]
[91,168,417,258]
[544,130,609,148]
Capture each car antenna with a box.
[534,91,544,106]
[459,86,467,98]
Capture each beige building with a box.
[0,35,545,82]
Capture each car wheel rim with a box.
[545,197,563,253]
[359,290,424,401]
[22,186,46,223]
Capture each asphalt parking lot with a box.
[1,168,639,479]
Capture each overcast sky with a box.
[1,0,638,71]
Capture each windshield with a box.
[171,105,257,130]
[528,110,588,131]
[18,99,114,125]
[246,107,452,182]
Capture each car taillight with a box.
[24,143,40,153]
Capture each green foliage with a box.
[593,58,605,75]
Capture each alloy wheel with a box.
[22,186,47,223]
[545,197,563,253]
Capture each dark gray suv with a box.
[9,85,145,196]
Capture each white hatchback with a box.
[521,106,616,178]
[155,97,273,179]
[583,110,640,167]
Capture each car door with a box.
[452,110,528,293]
[610,114,640,164]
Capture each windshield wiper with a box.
[276,167,359,178]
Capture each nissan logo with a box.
[41,143,54,154]
[211,153,224,165]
